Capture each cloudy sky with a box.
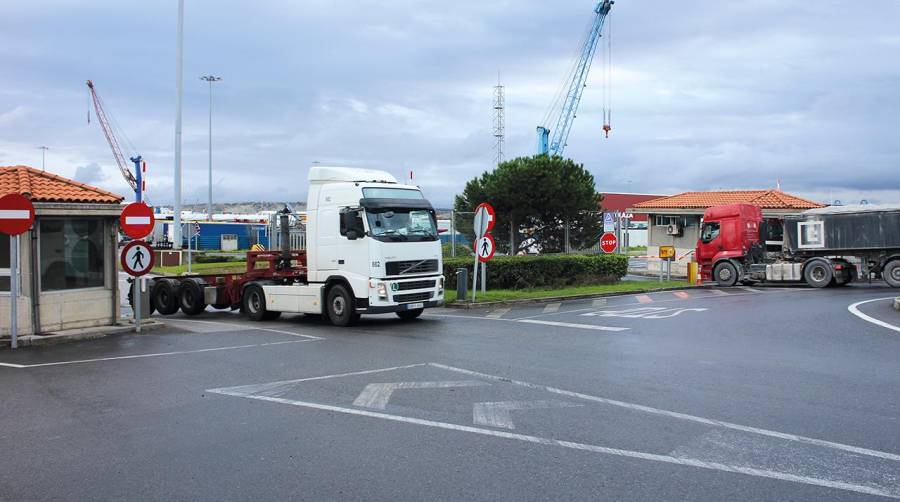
[2,0,899,207]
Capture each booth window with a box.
[40,219,105,291]
[0,233,9,292]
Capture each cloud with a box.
[73,162,106,185]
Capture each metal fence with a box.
[266,216,306,250]
[446,210,632,257]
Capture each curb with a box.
[444,285,698,309]
[2,320,165,349]
[893,298,900,312]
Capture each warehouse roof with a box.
[632,189,824,210]
[0,165,124,204]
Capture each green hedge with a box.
[443,254,628,290]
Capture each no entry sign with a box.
[120,202,155,239]
[600,232,618,254]
[121,240,155,276]
[0,193,35,236]
[476,233,496,263]
[473,203,496,239]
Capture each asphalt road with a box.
[2,283,899,501]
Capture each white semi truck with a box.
[144,166,445,326]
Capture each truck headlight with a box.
[377,282,387,298]
[438,276,444,291]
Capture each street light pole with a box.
[173,0,184,250]
[37,146,49,171]
[200,75,222,221]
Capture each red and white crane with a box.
[86,80,145,202]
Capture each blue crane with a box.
[537,0,613,157]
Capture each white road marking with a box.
[209,363,428,398]
[592,298,607,307]
[161,318,323,339]
[473,400,582,429]
[353,380,489,409]
[429,363,900,463]
[0,362,26,368]
[6,340,315,368]
[517,319,629,332]
[709,289,731,296]
[485,308,511,319]
[209,386,900,499]
[847,297,900,334]
[740,286,763,293]
[542,302,561,314]
[581,306,707,319]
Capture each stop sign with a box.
[0,193,35,236]
[120,202,155,239]
[600,232,618,253]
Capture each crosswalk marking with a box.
[636,295,653,304]
[592,298,607,307]
[673,291,690,299]
[486,308,511,319]
[542,302,561,314]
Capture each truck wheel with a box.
[396,308,424,321]
[804,260,833,288]
[178,279,207,316]
[127,280,156,316]
[713,262,739,287]
[243,284,281,321]
[152,279,180,315]
[884,260,900,288]
[326,284,359,327]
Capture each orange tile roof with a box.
[632,189,825,210]
[0,165,124,204]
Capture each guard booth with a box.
[0,166,125,340]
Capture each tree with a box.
[453,155,602,254]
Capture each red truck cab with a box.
[696,204,762,284]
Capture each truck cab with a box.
[696,204,763,285]
[260,166,444,325]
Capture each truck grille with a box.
[386,259,439,275]
[396,280,435,291]
[393,292,433,303]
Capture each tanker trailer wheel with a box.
[152,279,180,315]
[178,278,208,316]
[884,260,900,288]
[243,283,281,321]
[326,284,359,327]
[803,259,833,288]
[713,261,739,287]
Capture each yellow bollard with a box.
[687,262,698,284]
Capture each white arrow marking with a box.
[0,210,30,219]
[124,216,151,225]
[353,380,489,409]
[473,400,583,429]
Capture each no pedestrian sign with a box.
[477,234,496,263]
[121,240,155,277]
[0,193,35,236]
[120,202,155,239]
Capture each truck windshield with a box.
[366,209,438,242]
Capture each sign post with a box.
[471,203,496,302]
[0,194,35,350]
[659,245,675,281]
[121,240,155,333]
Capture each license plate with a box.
[406,302,424,310]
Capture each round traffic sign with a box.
[120,202,155,239]
[473,202,496,238]
[476,233,496,263]
[600,232,618,254]
[0,193,35,236]
[121,240,155,276]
